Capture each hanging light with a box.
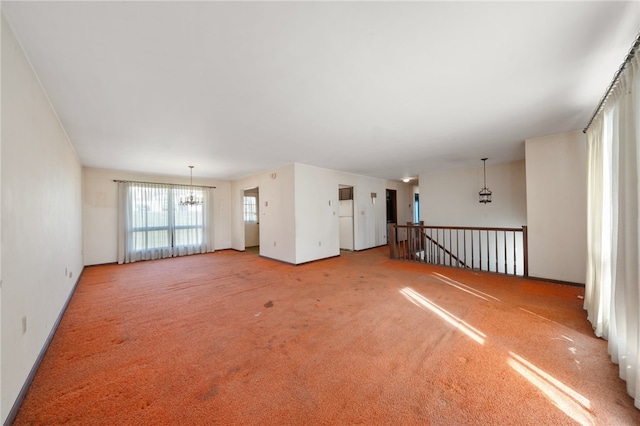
[179,165,203,206]
[479,158,492,204]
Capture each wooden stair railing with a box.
[422,232,472,269]
[400,222,471,268]
[390,224,528,277]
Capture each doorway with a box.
[243,187,260,252]
[386,189,397,243]
[338,185,354,251]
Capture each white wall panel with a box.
[525,131,587,283]
[1,15,83,422]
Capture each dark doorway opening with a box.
[386,189,397,243]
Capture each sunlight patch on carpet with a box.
[431,272,500,302]
[400,287,486,345]
[519,307,566,329]
[508,351,593,426]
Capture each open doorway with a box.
[386,189,397,243]
[338,185,354,251]
[243,187,259,253]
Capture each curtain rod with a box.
[583,31,640,133]
[113,179,216,189]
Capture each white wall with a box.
[229,163,413,265]
[231,164,297,264]
[419,160,527,228]
[338,199,354,250]
[293,163,414,264]
[1,15,84,423]
[0,12,4,419]
[525,131,587,283]
[294,164,341,264]
[83,167,231,265]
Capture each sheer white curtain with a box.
[172,184,213,257]
[117,182,212,264]
[585,49,640,408]
[585,112,612,339]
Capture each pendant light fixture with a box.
[179,165,203,206]
[479,158,492,204]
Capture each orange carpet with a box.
[13,247,640,425]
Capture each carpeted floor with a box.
[13,247,640,425]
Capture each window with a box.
[118,182,210,264]
[244,195,257,222]
[339,187,353,200]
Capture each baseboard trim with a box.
[526,275,585,288]
[4,267,85,426]
[354,243,388,252]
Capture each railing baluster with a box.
[486,230,490,272]
[448,229,452,266]
[455,229,459,267]
[436,229,440,264]
[438,228,442,265]
[423,227,427,263]
[503,230,507,274]
[478,230,482,271]
[425,227,428,263]
[429,227,433,264]
[495,230,498,273]
[485,230,488,271]
[522,226,528,277]
[513,230,517,274]
[443,228,445,265]
[471,230,474,270]
[425,227,429,263]
[463,229,467,269]
[412,226,415,261]
[439,228,442,265]
[390,225,395,259]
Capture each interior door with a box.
[243,187,260,248]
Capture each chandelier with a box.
[479,158,492,204]
[180,166,203,206]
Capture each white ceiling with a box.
[2,1,639,181]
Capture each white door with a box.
[244,188,260,248]
[339,199,354,250]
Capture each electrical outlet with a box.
[273,241,276,246]
[22,315,27,334]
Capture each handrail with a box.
[396,224,524,232]
[422,232,472,269]
[390,224,528,277]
